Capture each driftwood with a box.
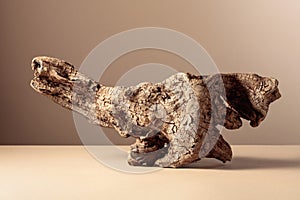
[30,56,281,167]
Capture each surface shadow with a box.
[184,156,300,170]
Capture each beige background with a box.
[0,0,299,144]
[1,145,300,200]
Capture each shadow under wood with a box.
[184,156,300,170]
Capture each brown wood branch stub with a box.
[30,56,281,168]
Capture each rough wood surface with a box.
[30,56,281,168]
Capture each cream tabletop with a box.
[1,145,299,200]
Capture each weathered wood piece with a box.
[30,56,281,167]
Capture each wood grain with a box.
[30,56,281,167]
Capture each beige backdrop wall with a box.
[0,0,298,144]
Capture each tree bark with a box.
[30,56,281,167]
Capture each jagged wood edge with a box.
[30,56,281,167]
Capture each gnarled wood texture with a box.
[30,56,281,167]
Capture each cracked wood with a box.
[30,56,281,168]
